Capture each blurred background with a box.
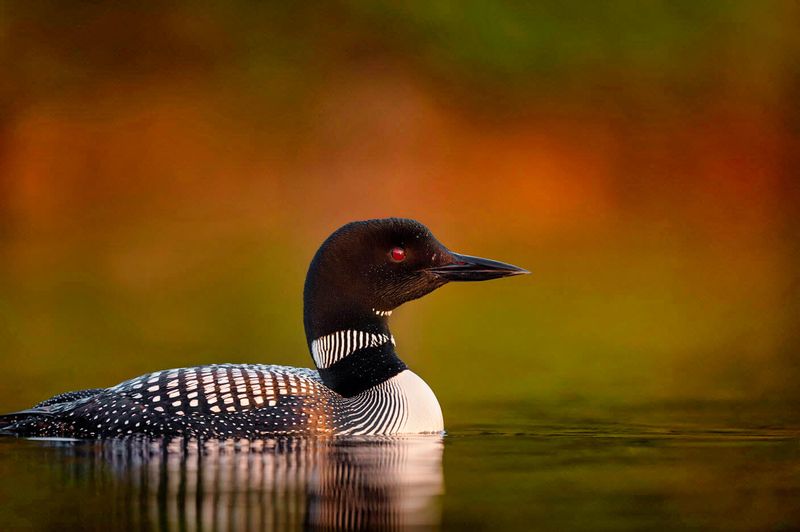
[1,1,799,423]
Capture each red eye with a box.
[390,247,406,262]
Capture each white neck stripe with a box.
[311,330,395,368]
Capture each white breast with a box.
[338,370,443,435]
[389,370,444,434]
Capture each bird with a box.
[0,218,528,438]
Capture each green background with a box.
[1,1,798,424]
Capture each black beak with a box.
[427,252,530,281]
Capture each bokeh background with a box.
[1,1,799,423]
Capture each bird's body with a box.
[1,219,526,438]
[5,365,442,438]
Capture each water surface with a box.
[1,401,798,531]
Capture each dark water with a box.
[1,402,799,531]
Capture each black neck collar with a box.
[304,308,406,396]
[316,340,407,397]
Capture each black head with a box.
[303,218,528,342]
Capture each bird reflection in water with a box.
[37,435,443,530]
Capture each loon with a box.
[0,219,527,438]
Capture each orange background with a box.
[1,3,798,419]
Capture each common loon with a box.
[0,219,527,438]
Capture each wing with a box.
[3,364,339,438]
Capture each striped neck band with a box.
[311,330,396,369]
